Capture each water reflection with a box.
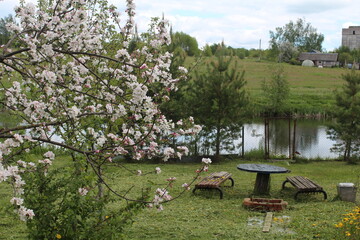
[0,111,340,159]
[243,119,339,159]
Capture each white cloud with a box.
[2,0,360,51]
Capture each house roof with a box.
[299,53,339,61]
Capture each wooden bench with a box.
[282,176,327,200]
[193,171,234,199]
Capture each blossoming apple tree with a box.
[0,0,206,236]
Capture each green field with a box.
[1,159,359,239]
[186,57,349,115]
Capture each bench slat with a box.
[287,176,321,191]
[282,176,327,200]
[196,173,232,188]
[193,172,234,199]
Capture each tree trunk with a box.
[215,122,221,160]
[97,165,104,200]
[344,140,352,162]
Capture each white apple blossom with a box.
[202,158,212,165]
[10,197,24,206]
[43,151,55,160]
[78,188,89,196]
[17,206,35,221]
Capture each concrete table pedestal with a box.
[237,163,291,195]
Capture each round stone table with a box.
[237,163,291,195]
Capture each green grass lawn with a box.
[1,159,358,239]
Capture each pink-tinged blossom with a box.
[166,177,176,182]
[189,116,195,123]
[17,160,27,168]
[0,165,10,182]
[18,206,35,221]
[13,134,24,143]
[114,146,128,155]
[149,141,158,151]
[177,146,189,156]
[163,147,174,161]
[96,136,107,147]
[10,197,24,205]
[105,104,113,113]
[68,106,80,119]
[78,188,89,196]
[202,158,212,165]
[178,66,188,74]
[155,167,161,174]
[7,166,19,176]
[38,159,52,165]
[182,183,190,190]
[28,162,35,168]
[157,205,164,211]
[43,151,55,160]
[176,152,182,159]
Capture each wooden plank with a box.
[288,176,320,190]
[195,172,232,189]
[262,212,273,233]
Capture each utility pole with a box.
[259,39,261,61]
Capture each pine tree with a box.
[189,55,248,159]
[328,70,360,162]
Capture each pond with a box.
[241,118,340,159]
[0,111,340,159]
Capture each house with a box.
[298,52,339,67]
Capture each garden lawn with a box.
[1,160,359,239]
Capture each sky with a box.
[1,0,360,51]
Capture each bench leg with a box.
[294,190,328,200]
[282,179,289,189]
[320,190,327,200]
[227,177,235,187]
[215,187,224,199]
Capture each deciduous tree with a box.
[0,0,206,238]
[261,65,290,116]
[269,18,324,62]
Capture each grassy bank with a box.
[1,159,359,239]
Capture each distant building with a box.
[342,26,360,50]
[298,52,339,67]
